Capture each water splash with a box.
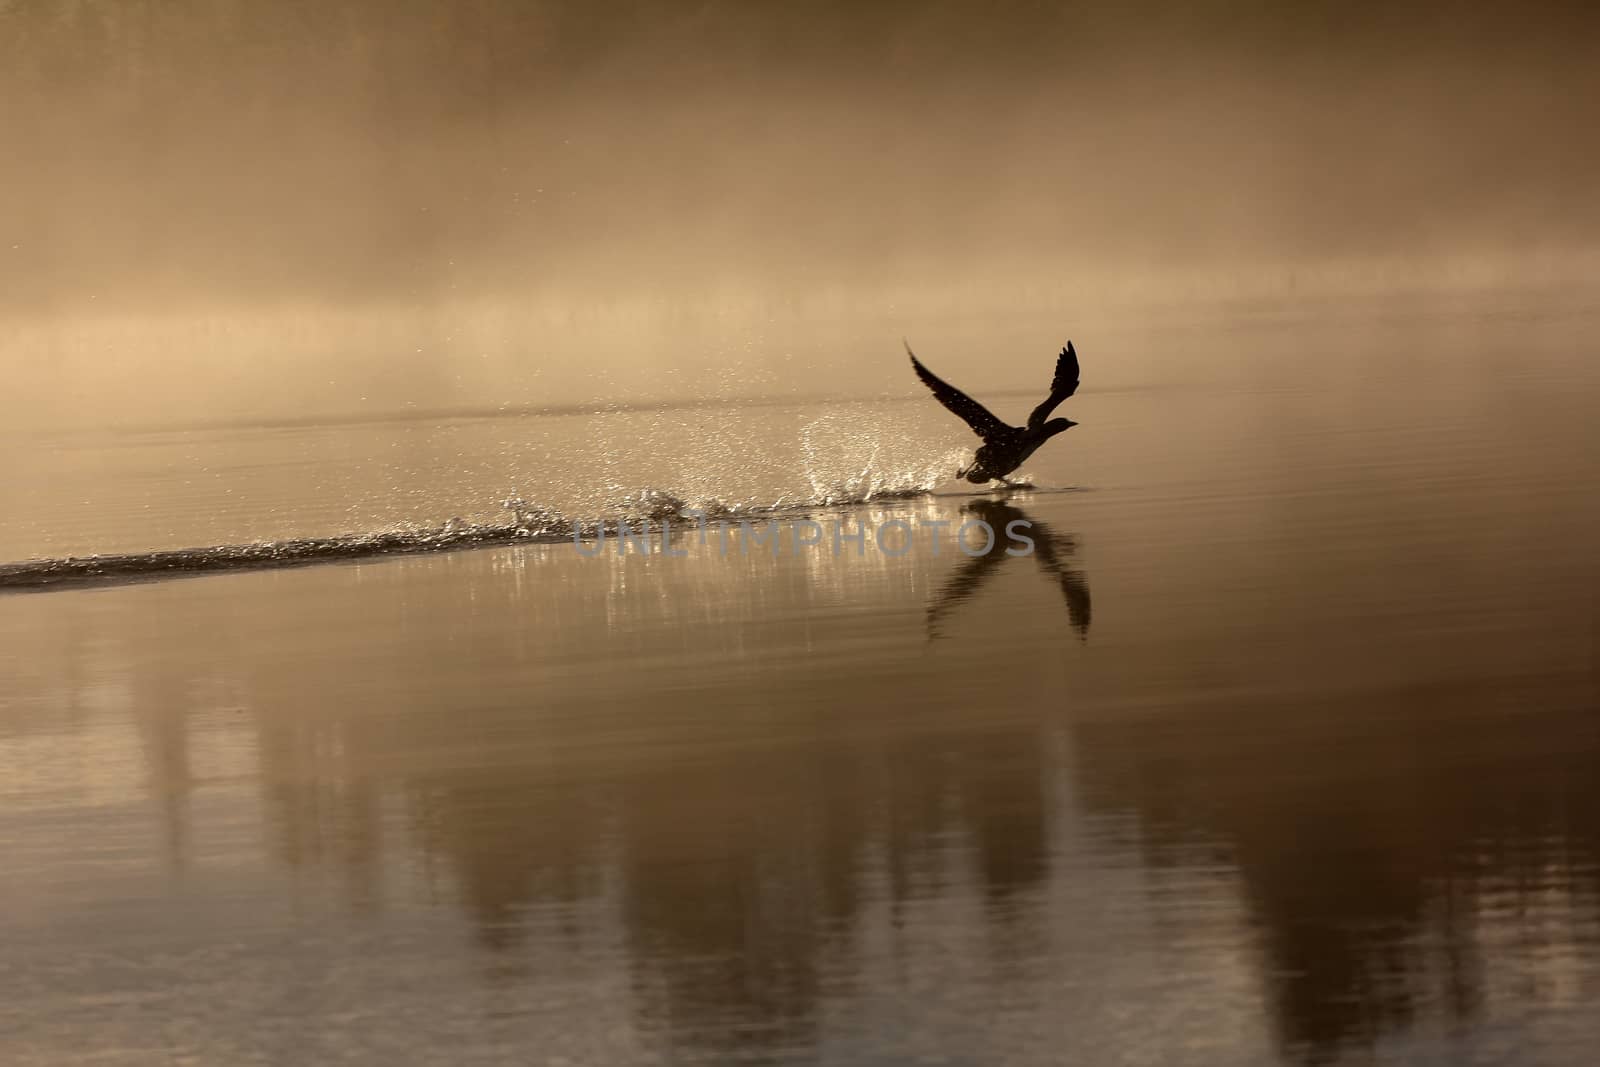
[501,496,567,536]
[798,410,965,505]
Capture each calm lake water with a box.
[1,297,1597,1065]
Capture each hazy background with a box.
[4,9,1599,1061]
[2,0,1597,428]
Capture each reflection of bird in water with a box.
[926,500,1091,641]
[906,339,1080,486]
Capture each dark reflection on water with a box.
[5,496,1595,1064]
[1074,685,1599,1062]
[332,510,1072,1061]
[2,500,1104,1063]
[927,499,1091,641]
[3,319,1599,1064]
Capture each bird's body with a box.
[905,340,1081,485]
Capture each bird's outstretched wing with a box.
[1027,341,1080,428]
[905,341,1008,442]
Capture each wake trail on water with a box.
[4,397,1008,591]
[0,481,962,592]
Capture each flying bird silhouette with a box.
[905,340,1080,485]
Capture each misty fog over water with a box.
[3,0,1598,428]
